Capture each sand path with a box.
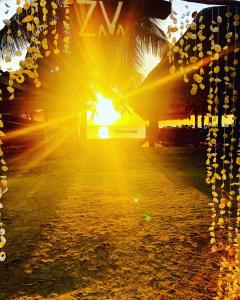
[0,141,219,299]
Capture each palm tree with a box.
[0,1,169,144]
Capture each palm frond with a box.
[127,18,168,80]
[0,10,30,57]
[135,18,168,56]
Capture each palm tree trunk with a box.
[218,114,222,129]
[201,114,205,129]
[208,116,213,126]
[149,119,158,147]
[44,103,51,145]
[195,113,198,129]
[80,109,87,143]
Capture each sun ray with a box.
[21,129,75,172]
[125,47,234,100]
[4,113,77,142]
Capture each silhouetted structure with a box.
[0,0,172,143]
[130,4,240,146]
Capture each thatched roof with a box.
[129,4,240,121]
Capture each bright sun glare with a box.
[98,127,110,139]
[94,94,121,126]
[92,94,121,139]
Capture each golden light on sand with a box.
[98,127,110,139]
[93,94,121,126]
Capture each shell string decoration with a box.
[50,1,60,55]
[2,17,16,101]
[190,15,203,98]
[0,0,73,263]
[23,0,42,88]
[0,115,7,262]
[216,10,240,300]
[63,0,71,54]
[40,0,51,58]
[211,9,239,300]
[167,8,180,76]
[167,5,240,298]
[28,0,43,88]
[207,8,221,257]
[220,6,231,204]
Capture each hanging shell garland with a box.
[63,2,71,54]
[167,4,240,299]
[0,114,7,262]
[0,0,72,261]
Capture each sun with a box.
[93,94,121,126]
[98,126,110,139]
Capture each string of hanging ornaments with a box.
[167,2,240,299]
[0,0,72,262]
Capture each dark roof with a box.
[129,5,240,121]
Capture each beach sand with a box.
[1,140,219,299]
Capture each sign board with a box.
[67,0,171,39]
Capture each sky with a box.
[0,0,207,73]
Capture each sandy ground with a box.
[0,140,219,300]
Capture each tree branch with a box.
[183,0,239,5]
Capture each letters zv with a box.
[77,0,125,37]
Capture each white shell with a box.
[0,228,5,236]
[0,252,6,262]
